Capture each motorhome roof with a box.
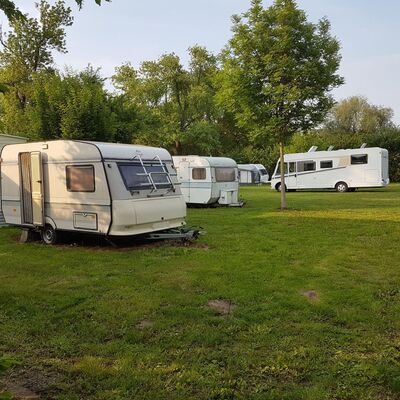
[284,147,386,161]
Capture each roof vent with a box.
[360,143,367,148]
[308,146,318,152]
[327,145,334,151]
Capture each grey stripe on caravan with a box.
[180,182,211,188]
[276,165,347,178]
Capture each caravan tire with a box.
[335,182,349,193]
[41,225,58,245]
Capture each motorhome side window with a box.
[118,162,172,190]
[275,162,295,177]
[351,154,368,165]
[192,168,206,180]
[66,165,95,192]
[320,160,333,169]
[215,168,236,182]
[297,161,316,172]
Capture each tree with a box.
[0,0,73,110]
[0,0,109,21]
[112,46,221,155]
[324,96,395,134]
[216,0,343,209]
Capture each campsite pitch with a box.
[1,185,400,399]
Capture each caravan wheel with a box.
[41,225,58,245]
[335,182,349,193]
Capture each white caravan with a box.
[254,164,270,184]
[238,164,261,185]
[173,156,243,206]
[270,146,389,192]
[0,134,28,226]
[0,140,187,243]
[238,164,269,185]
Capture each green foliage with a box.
[324,96,395,134]
[0,0,109,21]
[112,46,221,154]
[216,0,344,144]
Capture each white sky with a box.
[5,0,400,124]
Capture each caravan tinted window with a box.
[297,161,316,172]
[215,168,236,182]
[118,163,171,190]
[66,165,95,192]
[192,168,206,180]
[351,154,368,165]
[320,160,333,169]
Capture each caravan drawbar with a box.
[0,140,187,243]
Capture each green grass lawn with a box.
[1,185,400,400]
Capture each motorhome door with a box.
[19,151,44,226]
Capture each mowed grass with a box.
[1,185,400,400]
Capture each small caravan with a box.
[0,140,187,243]
[270,146,389,192]
[238,164,269,185]
[254,164,270,184]
[173,156,243,206]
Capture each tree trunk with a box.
[279,141,287,210]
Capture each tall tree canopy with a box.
[324,96,395,134]
[0,0,73,110]
[113,46,221,155]
[0,0,109,20]
[216,0,343,209]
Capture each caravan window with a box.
[192,168,206,180]
[297,161,316,172]
[320,160,333,169]
[118,163,172,190]
[66,165,95,192]
[215,168,236,182]
[351,154,368,165]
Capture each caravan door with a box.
[177,161,191,203]
[19,151,44,226]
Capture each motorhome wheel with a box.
[275,183,287,192]
[41,225,58,245]
[335,182,348,193]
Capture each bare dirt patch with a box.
[207,299,236,315]
[300,290,319,301]
[136,319,154,330]
[4,364,62,400]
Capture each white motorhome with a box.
[254,164,270,184]
[0,140,187,243]
[270,146,389,192]
[173,156,243,206]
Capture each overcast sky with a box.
[7,0,400,124]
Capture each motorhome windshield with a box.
[259,169,268,175]
[118,162,172,190]
[215,167,236,182]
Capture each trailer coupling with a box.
[145,227,206,241]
